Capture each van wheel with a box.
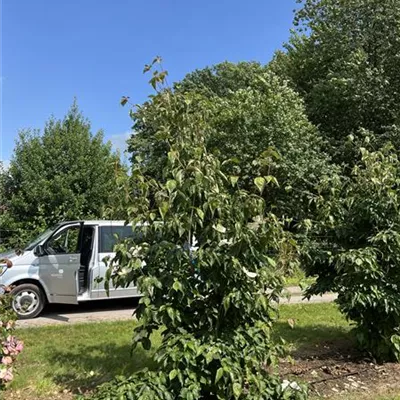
[11,284,45,319]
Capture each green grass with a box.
[377,397,400,400]
[276,303,351,350]
[9,320,162,397]
[283,268,316,287]
[8,303,350,398]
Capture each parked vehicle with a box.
[0,220,139,319]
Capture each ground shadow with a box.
[276,325,400,399]
[273,322,360,361]
[46,342,156,394]
[42,297,140,316]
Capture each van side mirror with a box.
[34,244,46,257]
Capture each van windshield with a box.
[25,226,57,251]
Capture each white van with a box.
[0,220,139,319]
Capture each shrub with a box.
[0,259,23,390]
[302,144,400,361]
[89,61,307,399]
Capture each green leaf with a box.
[149,212,156,221]
[260,147,280,160]
[254,177,265,193]
[120,96,129,106]
[169,369,178,381]
[166,179,177,193]
[153,55,162,64]
[258,294,268,311]
[159,202,169,219]
[266,256,277,267]
[223,296,230,313]
[175,170,184,184]
[213,223,226,233]
[230,176,239,186]
[232,383,242,399]
[264,175,279,187]
[196,208,204,220]
[167,307,175,322]
[168,151,178,163]
[149,76,158,90]
[215,368,224,383]
[222,157,240,165]
[172,280,183,292]
[205,351,214,364]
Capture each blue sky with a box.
[1,0,297,163]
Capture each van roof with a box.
[60,220,131,227]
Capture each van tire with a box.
[10,283,45,319]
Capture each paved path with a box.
[17,287,337,328]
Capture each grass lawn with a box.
[277,303,350,347]
[8,321,162,397]
[6,303,400,399]
[7,303,348,398]
[283,267,316,287]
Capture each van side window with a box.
[47,226,80,255]
[98,226,136,253]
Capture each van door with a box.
[38,222,83,304]
[91,225,139,298]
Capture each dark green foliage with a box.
[0,102,123,249]
[129,62,334,223]
[86,372,174,400]
[90,65,306,399]
[302,145,400,361]
[0,163,7,247]
[269,0,400,361]
[271,0,400,164]
[175,61,269,97]
[0,163,5,198]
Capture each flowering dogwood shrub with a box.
[89,60,307,399]
[0,259,23,390]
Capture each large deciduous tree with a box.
[271,0,400,163]
[271,0,400,360]
[1,102,122,248]
[129,62,334,223]
[0,162,8,249]
[0,162,6,210]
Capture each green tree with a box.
[176,61,270,97]
[129,62,334,224]
[1,102,123,248]
[90,63,306,400]
[271,0,400,163]
[302,145,400,361]
[128,62,271,181]
[271,0,400,360]
[0,161,7,216]
[0,162,9,249]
